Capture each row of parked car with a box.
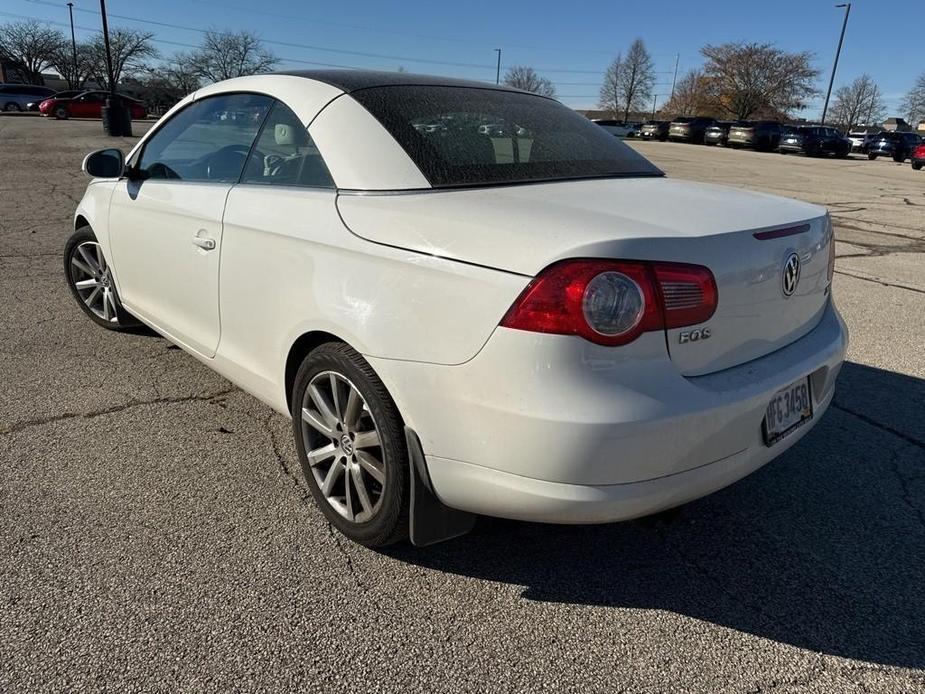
[596,117,925,170]
[0,84,148,120]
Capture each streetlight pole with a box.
[494,49,501,85]
[669,54,679,103]
[66,3,77,88]
[98,0,130,135]
[651,94,660,120]
[821,3,851,125]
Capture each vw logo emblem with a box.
[782,253,801,297]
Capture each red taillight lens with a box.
[651,262,718,328]
[914,144,925,158]
[500,259,717,346]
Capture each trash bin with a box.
[102,95,132,137]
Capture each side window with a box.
[241,101,335,188]
[138,93,272,183]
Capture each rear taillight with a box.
[500,259,717,346]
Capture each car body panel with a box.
[369,298,846,505]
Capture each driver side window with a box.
[138,93,272,183]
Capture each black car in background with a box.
[727,121,783,151]
[639,120,669,141]
[867,131,922,162]
[779,125,851,157]
[668,117,716,144]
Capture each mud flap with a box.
[405,427,476,547]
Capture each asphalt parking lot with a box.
[1,115,923,693]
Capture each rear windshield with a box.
[350,86,661,188]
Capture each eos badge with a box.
[679,328,711,344]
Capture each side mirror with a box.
[82,148,124,178]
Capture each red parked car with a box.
[38,90,147,120]
[912,143,925,171]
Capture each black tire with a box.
[4,102,21,112]
[64,225,139,330]
[291,342,409,547]
[868,153,877,161]
[913,161,923,171]
[54,106,69,120]
[892,152,905,163]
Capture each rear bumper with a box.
[368,300,847,523]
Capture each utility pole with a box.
[821,3,851,125]
[66,3,78,88]
[494,49,501,85]
[669,53,679,103]
[651,94,659,120]
[99,0,130,135]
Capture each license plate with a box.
[763,377,813,446]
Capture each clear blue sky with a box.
[5,0,917,117]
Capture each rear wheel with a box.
[868,153,878,160]
[892,152,905,163]
[291,342,409,547]
[64,226,139,330]
[3,102,21,112]
[913,161,923,171]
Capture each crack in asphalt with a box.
[831,402,925,451]
[834,269,925,295]
[0,387,237,437]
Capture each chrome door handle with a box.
[192,236,216,251]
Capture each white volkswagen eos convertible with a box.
[67,71,847,547]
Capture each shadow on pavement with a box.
[386,361,925,669]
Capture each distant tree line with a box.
[0,19,279,111]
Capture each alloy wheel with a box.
[300,371,386,523]
[69,241,119,323]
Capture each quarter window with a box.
[138,93,272,183]
[241,101,334,188]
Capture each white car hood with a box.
[336,176,826,276]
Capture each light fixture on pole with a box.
[821,3,851,125]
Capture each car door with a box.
[108,92,272,357]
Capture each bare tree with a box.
[502,66,556,98]
[700,42,819,120]
[88,28,157,90]
[661,69,713,117]
[598,55,622,116]
[0,20,65,83]
[618,39,655,122]
[50,42,96,90]
[163,53,201,94]
[190,30,278,83]
[830,75,886,130]
[901,72,925,127]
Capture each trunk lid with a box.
[336,177,831,375]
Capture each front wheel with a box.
[892,152,905,163]
[54,106,69,119]
[291,342,409,547]
[913,161,923,171]
[868,153,878,161]
[64,226,139,330]
[3,102,21,112]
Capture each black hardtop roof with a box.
[273,69,529,95]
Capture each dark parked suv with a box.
[778,125,851,157]
[867,131,922,162]
[668,117,716,144]
[727,121,783,151]
[639,120,669,141]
